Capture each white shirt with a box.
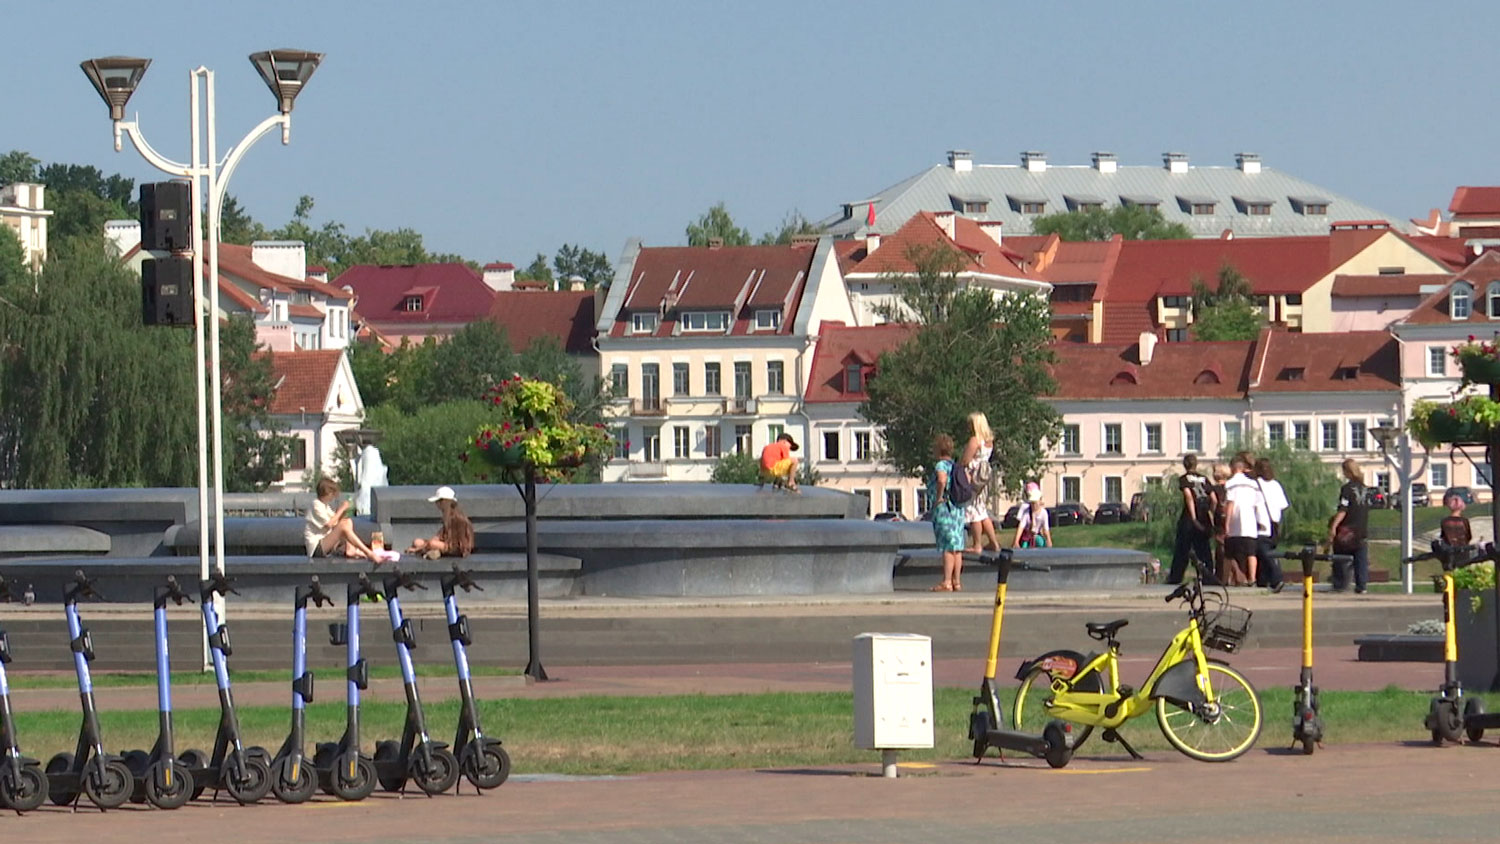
[1224,473,1268,539]
[304,498,336,556]
[1257,478,1289,537]
[1017,505,1050,534]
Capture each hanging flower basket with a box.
[461,378,610,481]
[1455,337,1500,386]
[1408,397,1499,449]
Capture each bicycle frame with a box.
[1042,612,1215,730]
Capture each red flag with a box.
[866,203,876,226]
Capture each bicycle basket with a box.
[1203,603,1252,654]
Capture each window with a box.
[1166,328,1188,342]
[1432,462,1449,489]
[852,489,872,517]
[1300,202,1328,216]
[401,295,423,312]
[1144,423,1163,453]
[1293,421,1310,449]
[1321,421,1339,451]
[641,362,663,406]
[669,362,689,396]
[612,425,629,459]
[642,426,661,462]
[915,487,931,515]
[704,425,722,458]
[704,362,721,395]
[631,312,658,334]
[962,200,989,214]
[1429,346,1447,376]
[1060,424,1080,455]
[1453,284,1472,319]
[734,424,752,454]
[1223,421,1242,447]
[1489,282,1500,318]
[1146,476,1164,489]
[1376,472,1391,493]
[823,431,841,461]
[1062,477,1081,504]
[289,438,308,471]
[1191,203,1215,215]
[673,426,690,459]
[1349,420,1367,451]
[1246,202,1271,216]
[1479,463,1494,489]
[1184,422,1203,453]
[610,363,629,396]
[754,310,781,331]
[1162,296,1190,308]
[1285,294,1303,306]
[884,489,904,517]
[1267,422,1285,445]
[1103,424,1122,455]
[733,361,752,399]
[1021,201,1045,214]
[682,311,729,332]
[854,431,874,461]
[1104,476,1124,504]
[766,360,784,394]
[844,364,863,393]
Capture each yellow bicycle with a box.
[1011,572,1262,762]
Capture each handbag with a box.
[1333,525,1359,554]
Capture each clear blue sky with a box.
[10,1,1496,265]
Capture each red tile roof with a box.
[489,291,596,355]
[1050,341,1252,400]
[1408,235,1474,271]
[217,243,351,302]
[1248,329,1399,393]
[338,263,497,326]
[1100,235,1348,303]
[262,349,342,415]
[1330,274,1451,298]
[844,212,1035,280]
[483,262,516,271]
[1450,187,1500,217]
[1399,250,1500,325]
[613,243,816,338]
[833,240,867,274]
[803,323,914,403]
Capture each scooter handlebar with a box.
[200,572,240,600]
[306,576,335,608]
[159,575,191,605]
[1275,547,1353,564]
[70,570,105,602]
[451,565,483,592]
[0,575,14,603]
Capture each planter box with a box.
[1457,588,1500,691]
[1424,411,1489,446]
[1461,354,1500,386]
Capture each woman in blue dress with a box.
[928,434,967,591]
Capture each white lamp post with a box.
[1371,424,1415,594]
[83,51,323,662]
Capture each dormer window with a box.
[1452,283,1473,319]
[1488,282,1500,318]
[632,312,658,334]
[962,200,988,214]
[1194,369,1221,385]
[844,364,863,393]
[402,296,422,312]
[1280,367,1305,381]
[1290,196,1330,216]
[1191,203,1215,215]
[1009,195,1046,215]
[1109,371,1138,386]
[754,309,782,331]
[1337,366,1359,380]
[681,311,730,332]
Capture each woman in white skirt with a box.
[961,412,1000,553]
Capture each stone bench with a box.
[165,517,381,557]
[0,525,111,558]
[893,546,1153,592]
[372,482,867,522]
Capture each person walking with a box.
[927,434,967,592]
[961,412,1000,553]
[1166,454,1215,584]
[1253,457,1289,592]
[1210,463,1231,584]
[1222,456,1267,586]
[1327,459,1370,593]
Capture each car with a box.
[1394,483,1429,510]
[1049,503,1091,527]
[1128,492,1151,522]
[872,512,904,522]
[1363,488,1388,509]
[999,505,1021,529]
[1093,502,1127,524]
[1444,486,1476,506]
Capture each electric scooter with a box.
[180,572,273,804]
[441,565,510,791]
[372,568,460,795]
[268,576,334,803]
[967,549,1076,769]
[1276,546,1351,755]
[1405,541,1500,744]
[313,573,380,801]
[46,570,134,810]
[0,576,46,812]
[119,575,197,808]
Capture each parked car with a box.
[872,512,904,522]
[1394,483,1429,510]
[999,505,1021,529]
[1128,492,1151,522]
[1363,488,1388,509]
[1049,503,1091,527]
[1093,502,1127,524]
[1444,486,1476,506]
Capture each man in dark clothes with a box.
[1167,454,1217,584]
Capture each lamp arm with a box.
[116,120,192,177]
[211,112,290,211]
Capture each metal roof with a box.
[820,156,1401,239]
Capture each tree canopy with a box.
[758,211,819,245]
[551,243,614,289]
[860,245,1059,494]
[1190,263,1264,341]
[1031,205,1192,242]
[686,202,752,246]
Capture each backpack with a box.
[972,458,993,490]
[949,462,976,506]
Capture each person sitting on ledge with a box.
[758,433,801,492]
[304,478,379,563]
[406,486,475,560]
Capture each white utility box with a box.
[852,633,934,750]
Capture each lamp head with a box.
[80,56,151,121]
[1370,425,1401,453]
[249,49,323,114]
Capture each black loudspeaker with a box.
[142,256,194,326]
[140,181,191,252]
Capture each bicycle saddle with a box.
[1085,619,1129,639]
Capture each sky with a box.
[7,1,1497,266]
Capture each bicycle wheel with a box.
[1013,666,1098,751]
[1155,662,1262,762]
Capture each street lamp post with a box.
[1371,425,1415,594]
[82,51,323,663]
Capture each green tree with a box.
[0,226,26,286]
[860,244,1060,495]
[218,194,266,245]
[516,252,554,285]
[364,401,496,486]
[423,321,518,406]
[35,163,137,243]
[217,316,297,492]
[551,244,614,289]
[1031,205,1192,242]
[1190,263,1264,341]
[685,202,751,246]
[346,338,395,408]
[517,335,608,425]
[758,210,818,245]
[0,150,39,185]
[260,195,472,278]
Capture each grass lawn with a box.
[9,663,518,691]
[10,686,1487,775]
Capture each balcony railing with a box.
[723,397,757,415]
[632,397,667,416]
[627,461,668,480]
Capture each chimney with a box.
[482,262,516,291]
[1163,152,1189,174]
[707,237,724,249]
[567,274,586,292]
[252,240,307,281]
[306,265,329,284]
[978,220,1003,247]
[1021,151,1047,173]
[1091,151,1117,174]
[1138,332,1158,365]
[933,210,956,241]
[947,149,973,173]
[104,219,141,257]
[865,232,881,254]
[1235,152,1261,174]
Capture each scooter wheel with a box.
[1042,722,1073,769]
[178,749,209,801]
[460,741,511,790]
[411,744,459,796]
[969,710,993,761]
[143,760,193,810]
[0,765,47,812]
[83,760,133,810]
[329,752,377,802]
[374,740,405,793]
[45,752,75,806]
[1466,698,1487,743]
[271,756,318,804]
[223,755,272,805]
[1301,736,1316,755]
[1438,700,1465,744]
[247,746,273,765]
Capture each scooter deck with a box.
[1465,711,1500,730]
[982,728,1052,758]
